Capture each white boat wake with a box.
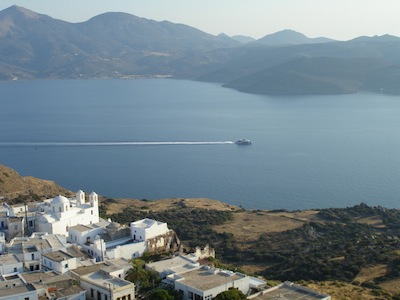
[0,141,235,147]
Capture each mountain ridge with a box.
[1,6,400,95]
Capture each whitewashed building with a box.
[35,190,99,236]
[167,266,250,300]
[80,218,172,262]
[248,281,331,300]
[77,269,135,300]
[7,233,68,272]
[42,250,77,274]
[0,273,38,300]
[0,283,37,300]
[130,218,169,242]
[0,253,23,275]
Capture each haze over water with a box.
[1,79,400,210]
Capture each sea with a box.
[1,79,400,210]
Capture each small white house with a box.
[79,270,135,300]
[248,281,331,300]
[42,250,77,274]
[68,223,107,246]
[130,218,169,242]
[0,283,38,300]
[146,254,200,279]
[168,266,250,300]
[0,253,23,275]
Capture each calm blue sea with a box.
[1,79,400,210]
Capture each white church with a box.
[34,190,100,235]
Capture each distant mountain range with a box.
[1,5,400,95]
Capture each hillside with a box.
[0,164,72,202]
[198,36,400,95]
[0,5,239,80]
[1,6,400,95]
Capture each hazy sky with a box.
[1,0,399,40]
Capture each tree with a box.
[125,259,160,293]
[147,289,176,300]
[214,288,247,300]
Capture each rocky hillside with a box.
[0,164,72,202]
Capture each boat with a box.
[235,139,252,145]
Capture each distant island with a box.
[1,6,400,95]
[2,164,400,298]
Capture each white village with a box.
[0,191,331,300]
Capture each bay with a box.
[1,79,400,210]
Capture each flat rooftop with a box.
[0,253,21,265]
[43,250,74,262]
[176,267,246,291]
[147,255,198,274]
[81,270,133,289]
[53,285,85,298]
[0,283,36,296]
[69,224,93,232]
[22,271,68,284]
[249,282,330,300]
[72,262,108,276]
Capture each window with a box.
[35,265,39,270]
[28,220,33,227]
[24,298,29,300]
[64,263,68,268]
[14,267,17,272]
[14,224,18,230]
[59,207,62,212]
[91,210,93,215]
[31,253,35,260]
[91,288,94,298]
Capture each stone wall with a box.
[146,230,181,253]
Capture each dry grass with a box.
[104,197,239,214]
[356,216,386,228]
[213,210,320,244]
[304,281,390,300]
[354,265,388,284]
[379,278,400,296]
[0,164,72,200]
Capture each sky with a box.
[1,0,400,41]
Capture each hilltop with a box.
[0,164,72,202]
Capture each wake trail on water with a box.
[0,141,235,147]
